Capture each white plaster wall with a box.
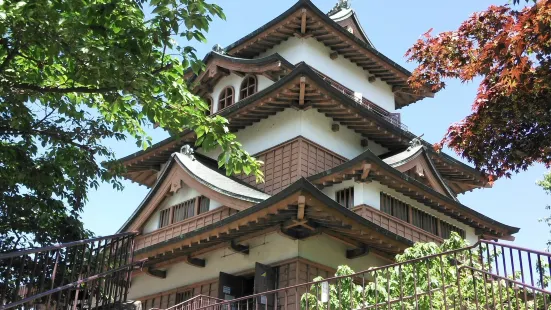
[299,234,388,273]
[322,179,364,207]
[128,232,299,299]
[198,108,388,160]
[207,73,274,114]
[141,183,223,234]
[357,181,478,244]
[258,37,396,112]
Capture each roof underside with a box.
[135,178,413,266]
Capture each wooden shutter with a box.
[411,208,438,235]
[173,198,197,222]
[380,193,409,222]
[440,221,466,239]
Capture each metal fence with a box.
[183,239,551,310]
[0,232,139,310]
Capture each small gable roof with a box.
[119,151,269,232]
[383,145,458,200]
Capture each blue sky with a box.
[82,0,550,251]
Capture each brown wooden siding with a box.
[236,137,347,195]
[139,280,218,310]
[352,204,443,244]
[135,207,238,251]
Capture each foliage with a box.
[301,233,550,309]
[0,0,264,251]
[538,171,551,250]
[406,0,551,179]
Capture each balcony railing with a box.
[177,239,551,310]
[153,295,224,310]
[352,204,443,244]
[313,68,408,131]
[135,207,238,251]
[0,232,141,310]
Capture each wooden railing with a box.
[135,207,238,251]
[352,204,442,244]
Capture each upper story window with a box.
[205,96,213,115]
[240,75,257,100]
[379,192,466,239]
[336,187,354,209]
[218,86,234,110]
[157,195,211,229]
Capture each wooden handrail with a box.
[352,204,443,243]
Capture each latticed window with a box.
[239,75,257,100]
[440,221,466,239]
[198,196,210,214]
[380,193,409,222]
[218,86,234,110]
[411,208,439,236]
[173,198,196,223]
[158,208,171,228]
[336,187,354,209]
[175,290,193,304]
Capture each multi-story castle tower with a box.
[116,1,518,308]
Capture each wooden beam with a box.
[297,195,306,220]
[229,241,250,255]
[361,164,372,180]
[300,9,307,34]
[299,76,306,105]
[145,267,166,279]
[183,256,206,268]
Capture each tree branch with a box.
[12,83,118,93]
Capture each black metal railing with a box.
[179,239,551,310]
[0,232,141,310]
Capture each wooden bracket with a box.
[299,76,306,105]
[284,219,315,231]
[230,241,250,255]
[297,195,306,220]
[346,246,369,259]
[145,267,167,279]
[184,256,206,268]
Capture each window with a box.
[380,192,465,239]
[205,96,213,115]
[239,75,257,100]
[198,196,210,214]
[218,86,234,110]
[380,193,409,222]
[158,208,171,228]
[173,198,196,223]
[411,208,439,236]
[440,221,466,239]
[336,187,354,209]
[175,290,192,304]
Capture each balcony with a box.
[135,207,238,251]
[312,68,408,131]
[351,204,442,244]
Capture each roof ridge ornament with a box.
[180,144,195,158]
[212,44,225,54]
[407,134,424,151]
[327,0,351,16]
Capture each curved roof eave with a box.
[223,0,412,78]
[133,177,415,255]
[307,148,520,236]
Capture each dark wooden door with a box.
[218,272,244,300]
[254,262,276,310]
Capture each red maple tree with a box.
[406,0,551,180]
